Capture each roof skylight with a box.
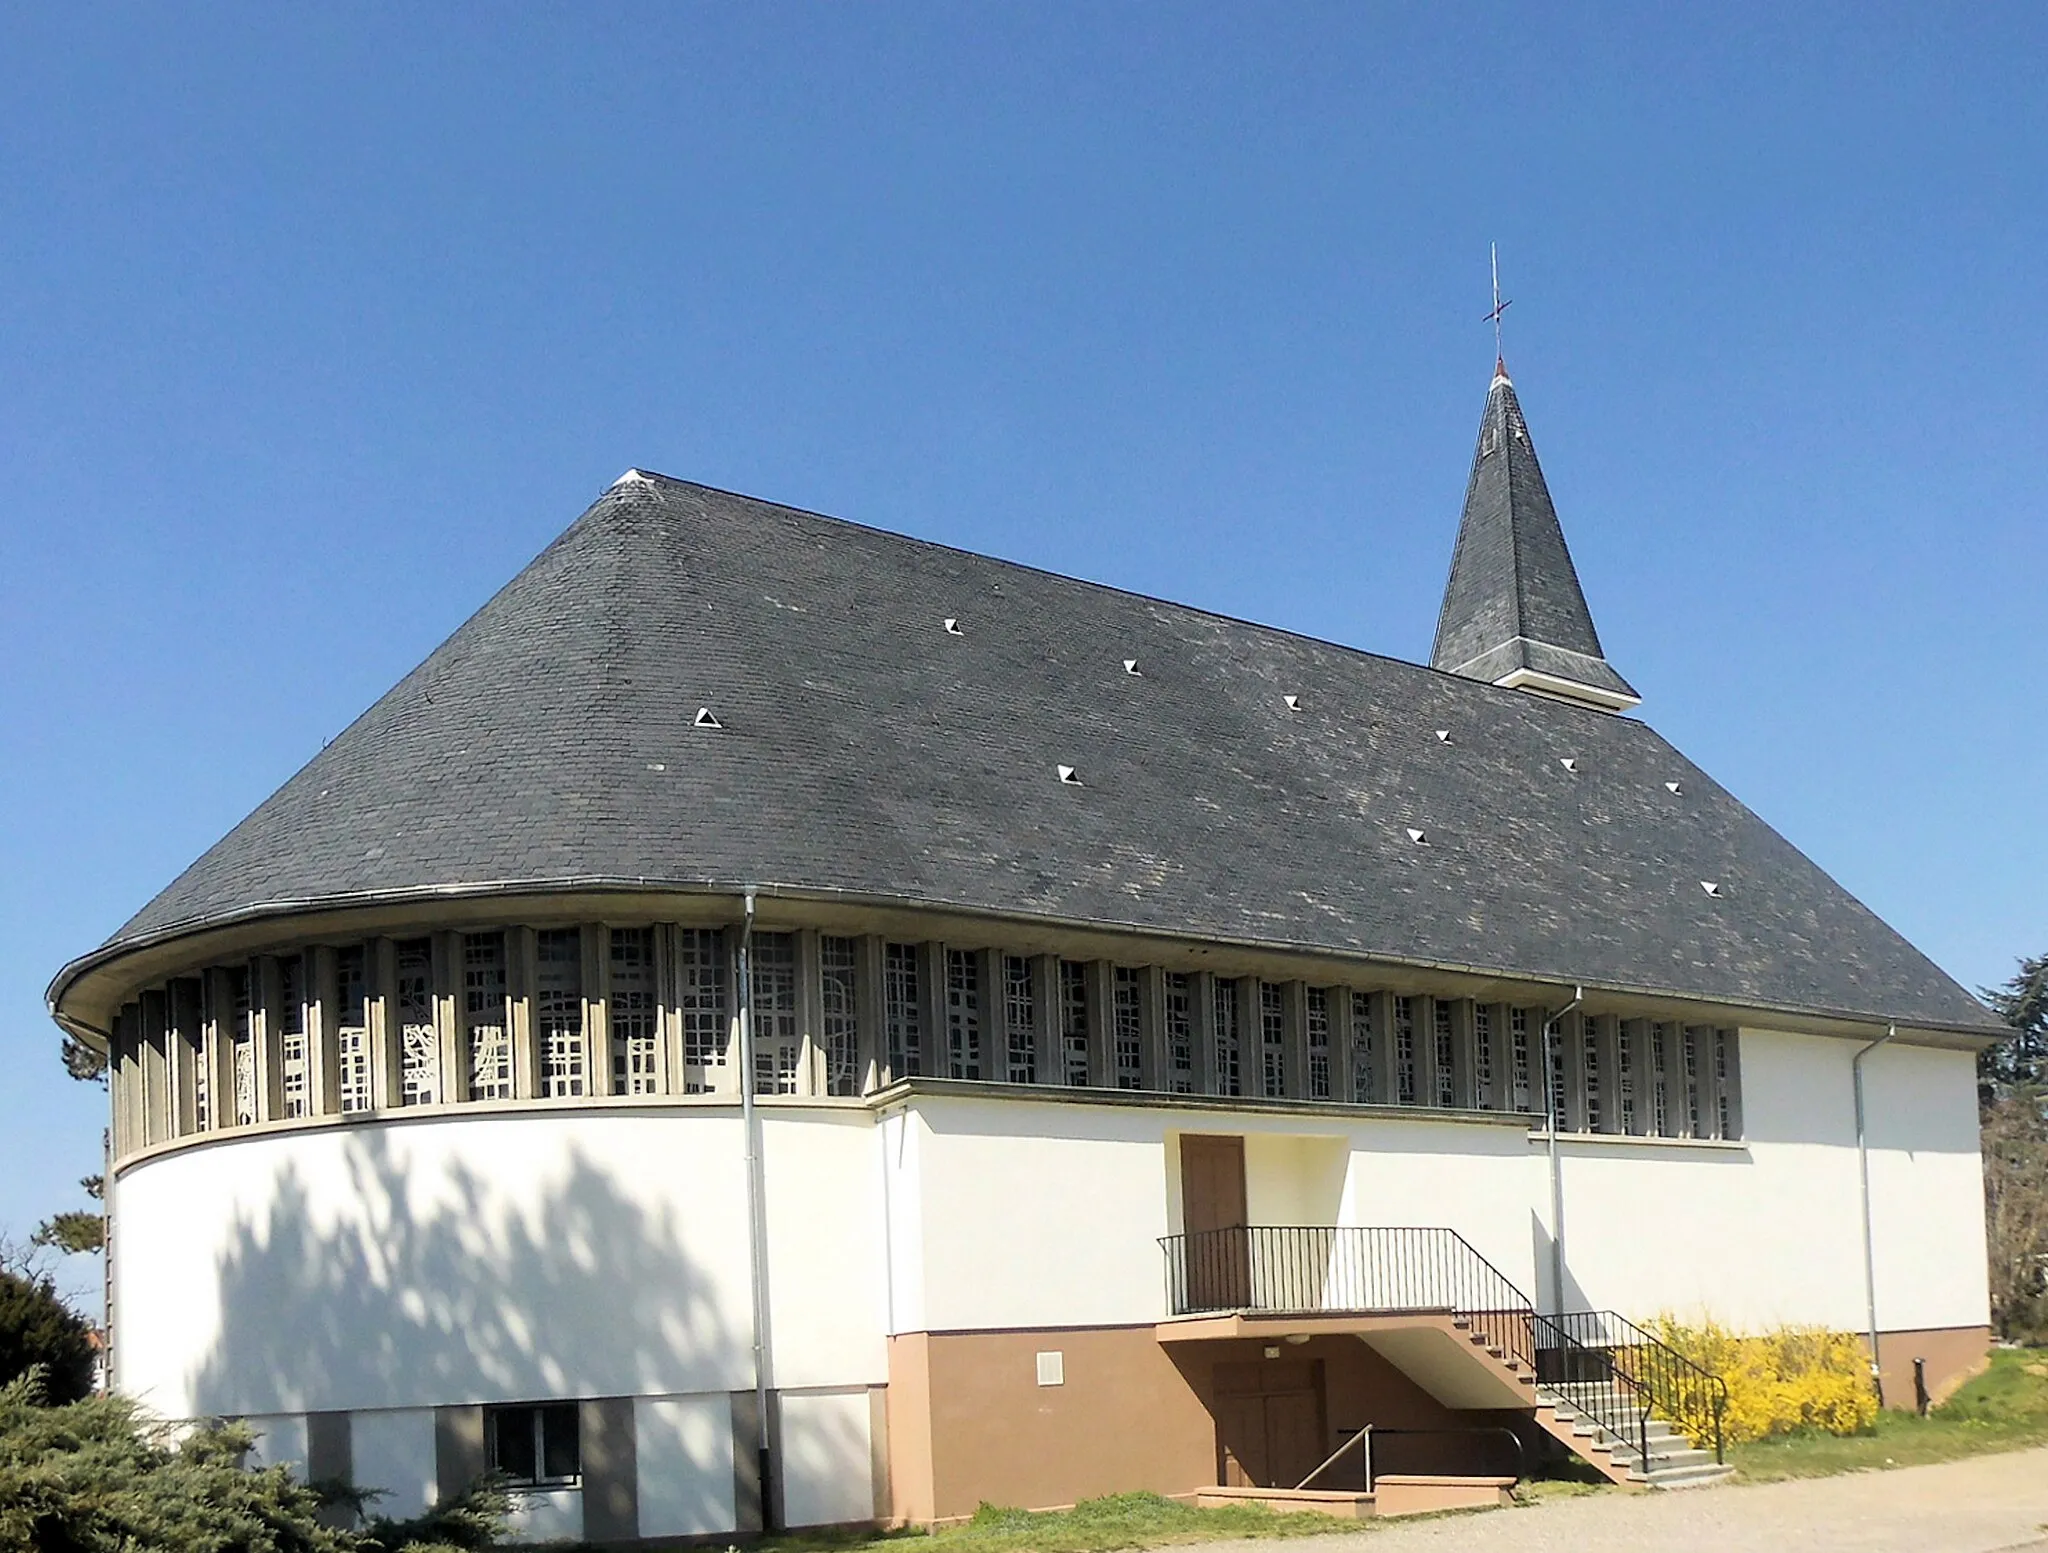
[693,708,723,729]
[1057,765,1082,786]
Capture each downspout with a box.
[736,889,777,1529]
[1854,1021,1898,1407]
[1542,987,1584,1318]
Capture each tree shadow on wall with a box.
[190,1123,740,1529]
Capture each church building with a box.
[48,363,2002,1540]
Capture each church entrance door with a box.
[1180,1133,1250,1309]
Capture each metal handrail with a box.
[1296,1424,1525,1493]
[1158,1226,1726,1471]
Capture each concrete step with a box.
[1632,1461,1736,1490]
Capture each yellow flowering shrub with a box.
[1648,1315,1878,1442]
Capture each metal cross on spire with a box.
[1485,242,1512,373]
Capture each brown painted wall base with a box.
[1873,1326,1991,1410]
[888,1325,1474,1524]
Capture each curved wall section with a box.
[113,1107,887,1419]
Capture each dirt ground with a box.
[1197,1447,2048,1553]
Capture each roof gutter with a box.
[1854,1021,1898,1405]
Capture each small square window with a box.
[486,1402,580,1486]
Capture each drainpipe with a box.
[1854,1022,1898,1407]
[736,890,777,1529]
[1542,987,1584,1318]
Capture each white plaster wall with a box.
[635,1394,735,1538]
[240,1412,307,1475]
[879,1110,928,1335]
[351,1407,436,1521]
[1540,1032,1989,1332]
[899,1096,1175,1331]
[780,1389,875,1527]
[504,1487,583,1543]
[1340,1115,1542,1294]
[763,1113,889,1388]
[115,1107,883,1418]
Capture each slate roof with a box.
[81,470,1993,1032]
[1432,367,1640,704]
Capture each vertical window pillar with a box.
[1718,1030,1744,1140]
[1187,971,1216,1096]
[1415,997,1444,1108]
[139,991,170,1147]
[794,931,825,1097]
[307,947,338,1117]
[1280,982,1309,1101]
[168,978,203,1136]
[510,928,539,1100]
[202,968,238,1128]
[1593,1015,1623,1135]
[1560,1012,1589,1133]
[975,948,1004,1086]
[586,925,615,1099]
[433,932,464,1105]
[1447,999,1478,1110]
[1084,960,1113,1088]
[370,938,401,1111]
[852,937,885,1091]
[111,1005,140,1157]
[1476,1002,1510,1111]
[253,957,284,1124]
[1138,965,1168,1092]
[1328,987,1355,1104]
[1366,991,1398,1106]
[1027,955,1058,1085]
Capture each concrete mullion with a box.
[855,935,887,1091]
[1084,960,1113,1088]
[308,947,339,1116]
[1139,964,1167,1092]
[168,978,202,1136]
[1188,971,1216,1096]
[1029,954,1058,1086]
[370,938,401,1111]
[585,923,613,1099]
[254,956,284,1125]
[509,927,538,1100]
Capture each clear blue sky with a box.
[3,5,2042,1300]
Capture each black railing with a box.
[1298,1425,1525,1493]
[1159,1226,1725,1468]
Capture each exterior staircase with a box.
[1162,1225,1734,1492]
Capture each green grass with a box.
[1729,1347,2048,1482]
[757,1491,1367,1553]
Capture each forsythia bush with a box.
[1648,1316,1878,1442]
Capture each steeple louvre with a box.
[1430,364,1640,713]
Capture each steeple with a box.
[1430,362,1640,713]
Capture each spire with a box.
[1430,365,1641,713]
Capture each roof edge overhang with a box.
[1490,666,1643,714]
[47,875,2007,1053]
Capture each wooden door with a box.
[1179,1134,1250,1309]
[1213,1360,1326,1489]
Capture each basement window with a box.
[464,933,513,1102]
[821,936,862,1097]
[487,1402,580,1488]
[336,946,373,1114]
[278,954,310,1120]
[1002,955,1037,1085]
[610,927,662,1096]
[397,938,440,1107]
[945,949,984,1082]
[1113,968,1143,1090]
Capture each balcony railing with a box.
[1159,1226,1725,1468]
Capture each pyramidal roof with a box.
[62,470,1997,1035]
[1432,363,1641,712]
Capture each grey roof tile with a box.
[97,473,1993,1031]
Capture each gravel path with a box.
[1197,1448,2048,1553]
